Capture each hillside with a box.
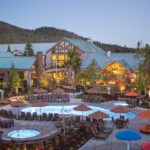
[0,21,136,52]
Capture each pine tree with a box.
[24,42,34,56]
[7,44,11,52]
[9,63,23,95]
[136,44,150,93]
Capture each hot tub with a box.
[7,129,40,139]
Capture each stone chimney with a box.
[35,51,44,81]
[106,51,111,58]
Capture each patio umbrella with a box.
[142,142,150,150]
[86,88,99,95]
[88,111,109,120]
[138,110,150,125]
[115,129,141,150]
[34,88,47,94]
[32,101,48,120]
[52,87,65,94]
[111,106,130,114]
[11,101,27,119]
[73,104,91,121]
[124,91,139,97]
[111,106,131,120]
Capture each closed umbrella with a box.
[11,101,27,119]
[32,101,48,120]
[73,104,91,121]
[115,129,141,150]
[142,142,150,150]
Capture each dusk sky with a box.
[0,0,150,47]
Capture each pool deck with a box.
[1,93,150,149]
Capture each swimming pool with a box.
[22,105,136,120]
[7,129,40,139]
[113,101,129,106]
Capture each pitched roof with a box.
[0,56,36,70]
[81,52,140,70]
[64,37,106,54]
[0,50,14,57]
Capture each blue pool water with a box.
[113,101,129,106]
[7,129,40,139]
[22,105,136,120]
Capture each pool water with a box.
[113,101,129,106]
[7,129,40,139]
[22,105,136,120]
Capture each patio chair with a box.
[9,119,14,127]
[124,118,129,128]
[115,119,125,128]
[32,112,39,120]
[20,112,27,120]
[75,116,80,122]
[42,113,48,121]
[111,116,116,126]
[91,126,108,139]
[54,113,59,121]
[47,113,54,121]
[98,124,113,134]
[8,111,16,119]
[26,112,32,120]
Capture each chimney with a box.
[106,51,111,58]
[87,38,93,43]
[35,51,44,81]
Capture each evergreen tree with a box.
[24,42,34,56]
[65,49,81,84]
[136,44,150,93]
[7,44,11,52]
[9,63,23,95]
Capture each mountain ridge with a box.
[0,21,136,52]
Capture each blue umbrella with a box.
[115,129,141,150]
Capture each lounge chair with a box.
[91,126,108,139]
[98,124,113,133]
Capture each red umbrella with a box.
[124,91,139,97]
[111,106,130,114]
[88,111,109,120]
[11,101,27,118]
[34,88,47,94]
[73,104,91,120]
[32,101,48,120]
[138,110,150,125]
[86,88,99,94]
[52,88,65,94]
